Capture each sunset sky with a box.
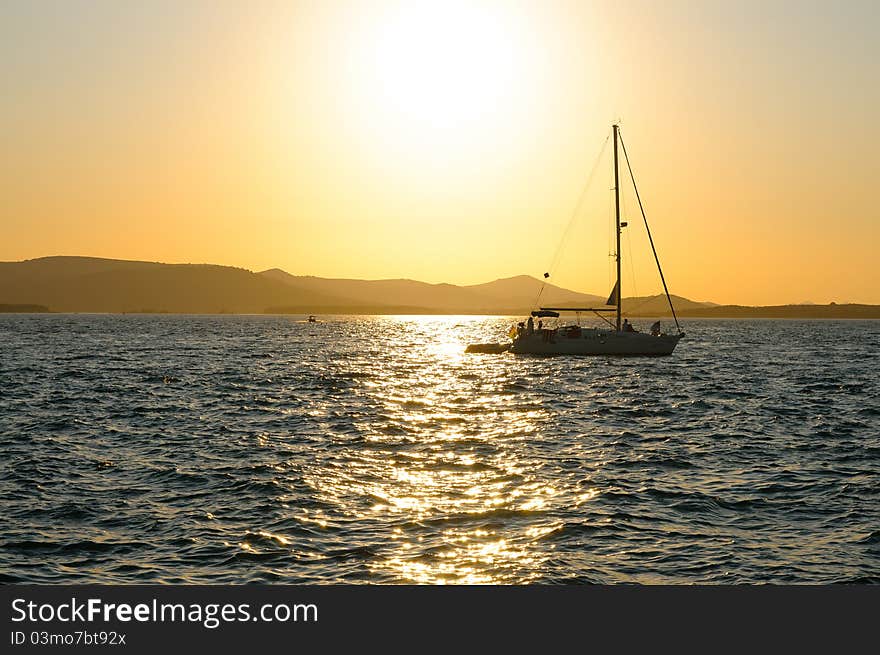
[2,0,878,305]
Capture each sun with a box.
[368,2,521,130]
[344,1,540,157]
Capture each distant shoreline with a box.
[0,304,50,313]
[3,257,878,318]
[3,307,879,319]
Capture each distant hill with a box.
[261,270,606,314]
[604,294,717,315]
[674,304,880,319]
[0,257,353,313]
[0,303,50,313]
[1,256,875,317]
[261,269,492,312]
[463,275,606,310]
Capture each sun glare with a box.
[345,1,541,159]
[368,3,519,129]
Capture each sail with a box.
[606,281,619,306]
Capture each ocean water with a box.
[1,314,878,584]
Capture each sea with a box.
[1,314,878,584]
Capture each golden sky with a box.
[2,1,878,304]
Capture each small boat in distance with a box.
[470,124,684,357]
[308,315,317,323]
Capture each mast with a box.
[613,124,622,331]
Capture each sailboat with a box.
[508,124,684,356]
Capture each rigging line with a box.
[618,130,682,334]
[531,132,611,311]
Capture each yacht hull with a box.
[509,330,683,356]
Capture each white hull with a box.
[510,328,683,356]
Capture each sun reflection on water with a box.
[288,315,604,583]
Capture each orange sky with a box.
[2,1,878,304]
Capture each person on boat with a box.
[622,319,635,332]
[527,316,534,335]
[537,319,543,331]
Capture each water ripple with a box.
[1,314,879,583]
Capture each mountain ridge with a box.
[260,267,606,313]
[1,256,876,317]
